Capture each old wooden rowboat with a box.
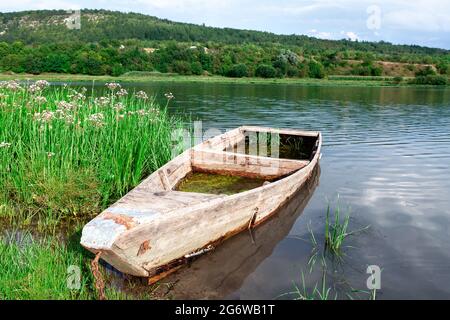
[80,126,322,278]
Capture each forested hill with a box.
[0,9,449,80]
[1,9,447,55]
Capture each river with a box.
[84,82,450,299]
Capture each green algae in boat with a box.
[176,172,267,195]
[80,126,322,279]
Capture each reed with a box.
[0,80,181,226]
[324,198,369,254]
[278,269,335,300]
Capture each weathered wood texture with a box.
[80,126,322,277]
[192,149,309,179]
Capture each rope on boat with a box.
[91,252,106,300]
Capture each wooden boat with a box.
[80,126,322,278]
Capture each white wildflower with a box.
[136,109,148,117]
[105,82,121,91]
[164,92,174,100]
[116,88,128,97]
[35,80,50,88]
[34,111,55,123]
[94,97,110,107]
[2,80,22,92]
[57,101,77,111]
[68,91,86,102]
[135,91,148,100]
[34,96,47,104]
[87,113,105,127]
[113,102,125,111]
[28,80,50,93]
[0,142,11,148]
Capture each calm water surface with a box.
[95,83,450,299]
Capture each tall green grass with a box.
[0,80,181,226]
[0,232,152,300]
[0,234,91,299]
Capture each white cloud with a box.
[0,0,80,11]
[308,29,333,39]
[384,10,450,32]
[342,31,359,41]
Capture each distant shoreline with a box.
[1,72,449,87]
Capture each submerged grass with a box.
[324,198,370,255]
[282,197,373,300]
[324,204,350,254]
[0,80,181,227]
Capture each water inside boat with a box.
[225,131,318,160]
[175,172,268,195]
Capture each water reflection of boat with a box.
[155,166,320,299]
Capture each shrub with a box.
[370,66,383,76]
[190,61,203,75]
[286,65,299,77]
[225,63,248,78]
[273,58,288,76]
[255,64,277,78]
[393,76,403,84]
[415,66,436,77]
[171,60,192,75]
[111,63,125,77]
[413,75,448,85]
[308,61,325,79]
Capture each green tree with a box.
[0,54,25,73]
[111,63,125,76]
[72,51,106,75]
[226,63,248,78]
[23,54,44,74]
[171,60,192,75]
[272,58,288,77]
[255,64,276,78]
[44,53,70,73]
[190,61,203,75]
[308,61,325,79]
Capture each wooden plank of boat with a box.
[80,126,322,278]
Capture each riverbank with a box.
[0,80,184,299]
[1,72,448,87]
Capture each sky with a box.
[1,0,450,49]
